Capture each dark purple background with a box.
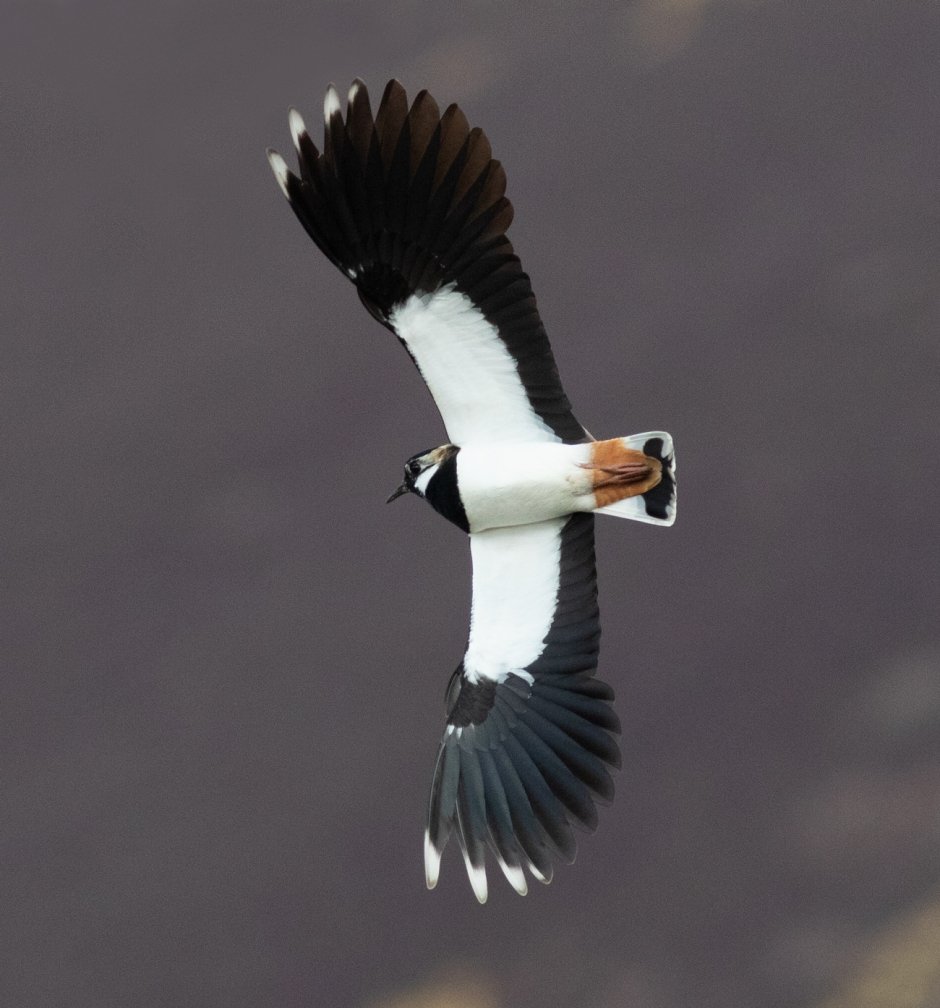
[4,2,938,1006]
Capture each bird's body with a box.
[412,436,671,534]
[268,79,676,902]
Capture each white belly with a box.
[456,442,595,532]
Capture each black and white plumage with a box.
[267,80,676,901]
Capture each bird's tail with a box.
[590,432,676,525]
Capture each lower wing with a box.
[424,512,621,902]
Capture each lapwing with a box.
[267,80,676,902]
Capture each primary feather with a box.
[267,78,586,445]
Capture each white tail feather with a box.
[595,431,676,526]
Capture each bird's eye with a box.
[408,461,422,477]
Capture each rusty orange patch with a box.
[588,438,663,507]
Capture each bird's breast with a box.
[456,442,595,532]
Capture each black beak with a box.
[386,483,410,504]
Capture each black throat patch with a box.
[423,450,470,533]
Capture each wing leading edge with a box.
[268,79,586,445]
[425,512,621,901]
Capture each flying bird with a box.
[267,79,676,902]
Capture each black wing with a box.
[268,79,586,446]
[424,512,620,901]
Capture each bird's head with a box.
[387,444,460,503]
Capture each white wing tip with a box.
[323,83,341,123]
[457,838,489,904]
[496,856,528,896]
[424,830,442,890]
[467,862,489,904]
[348,79,363,105]
[527,860,551,885]
[287,106,307,154]
[266,148,290,198]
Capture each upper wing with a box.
[268,79,586,446]
[424,512,621,902]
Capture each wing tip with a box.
[323,83,341,123]
[348,78,366,105]
[463,856,489,904]
[527,859,553,885]
[424,828,442,890]
[287,106,307,154]
[266,148,290,198]
[496,855,529,896]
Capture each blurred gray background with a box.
[3,2,938,1007]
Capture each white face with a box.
[413,463,439,497]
